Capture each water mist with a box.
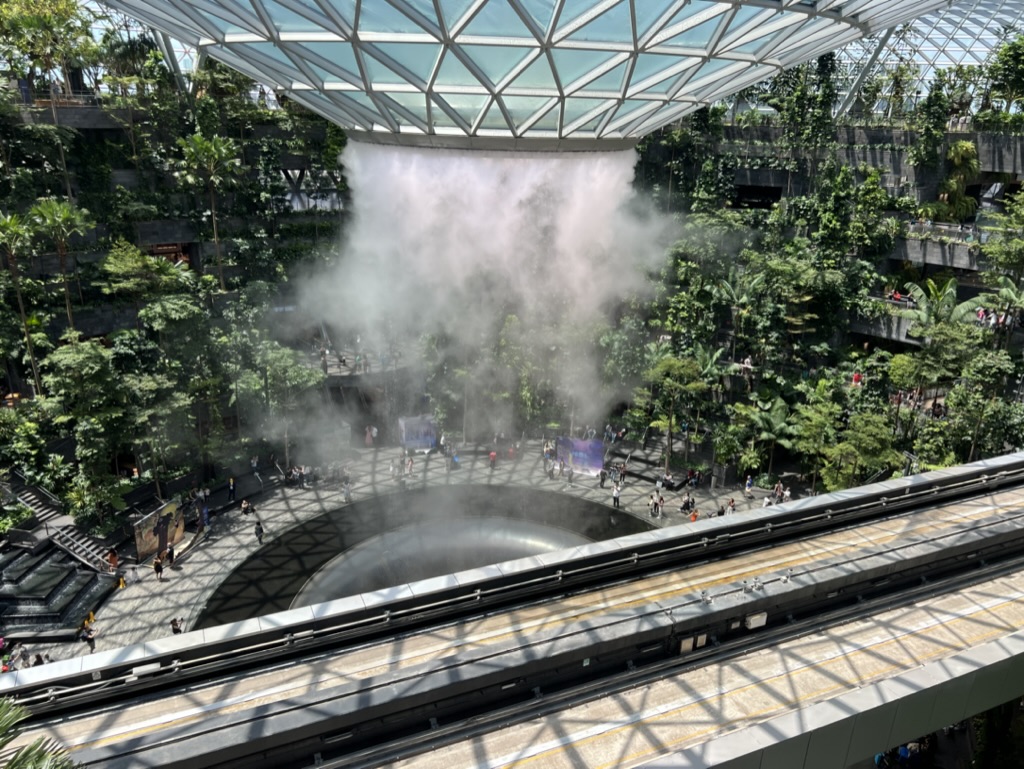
[298,141,676,427]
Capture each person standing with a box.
[599,468,607,488]
[658,494,665,518]
[227,477,236,503]
[648,493,656,517]
[255,521,264,545]
[170,617,183,635]
[612,484,620,508]
[745,475,754,498]
[727,498,736,515]
[567,465,574,486]
[166,543,175,567]
[153,557,164,582]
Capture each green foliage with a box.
[821,411,902,491]
[0,695,74,768]
[989,34,1024,112]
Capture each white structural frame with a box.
[96,0,955,145]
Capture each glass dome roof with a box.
[99,0,951,144]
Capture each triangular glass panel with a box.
[460,45,533,85]
[428,97,459,126]
[629,53,680,85]
[529,102,560,130]
[659,18,722,48]
[566,113,606,135]
[381,92,430,125]
[725,37,772,56]
[555,0,602,31]
[338,90,385,120]
[250,42,305,78]
[727,5,766,30]
[479,99,510,129]
[634,4,669,40]
[499,94,551,126]
[437,0,476,31]
[579,61,627,93]
[515,0,557,33]
[610,98,656,123]
[257,0,325,33]
[459,0,535,38]
[566,1,632,43]
[638,73,681,95]
[508,54,556,90]
[433,50,484,87]
[362,52,411,85]
[688,57,734,83]
[435,92,490,123]
[308,63,355,86]
[401,0,444,27]
[371,43,442,83]
[550,48,619,87]
[658,1,721,33]
[561,96,610,126]
[358,2,428,34]
[301,42,361,78]
[335,0,357,25]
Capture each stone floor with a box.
[21,440,767,663]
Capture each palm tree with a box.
[716,269,764,362]
[175,133,244,291]
[0,213,43,395]
[0,695,75,768]
[745,396,795,478]
[901,277,982,334]
[30,198,93,329]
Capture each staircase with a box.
[10,477,63,526]
[50,526,111,573]
[0,547,116,638]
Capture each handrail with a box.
[6,452,1024,712]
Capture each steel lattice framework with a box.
[838,0,1024,111]
[96,0,952,144]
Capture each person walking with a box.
[227,477,236,503]
[170,617,183,635]
[153,557,164,582]
[745,475,754,498]
[567,465,575,486]
[658,494,665,518]
[255,521,265,545]
[166,543,175,567]
[648,493,656,517]
[727,498,736,515]
[612,484,620,508]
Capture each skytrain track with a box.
[13,473,1024,769]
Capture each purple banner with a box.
[555,437,605,476]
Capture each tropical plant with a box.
[0,695,74,768]
[0,212,42,394]
[29,197,93,329]
[175,133,244,291]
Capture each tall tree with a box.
[988,34,1024,112]
[0,213,42,394]
[633,355,707,471]
[175,133,244,291]
[30,197,92,328]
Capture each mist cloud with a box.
[296,141,677,419]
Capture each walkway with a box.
[23,441,767,662]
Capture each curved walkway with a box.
[26,442,763,662]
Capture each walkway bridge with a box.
[7,454,1024,768]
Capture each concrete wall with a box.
[893,238,982,271]
[849,307,919,345]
